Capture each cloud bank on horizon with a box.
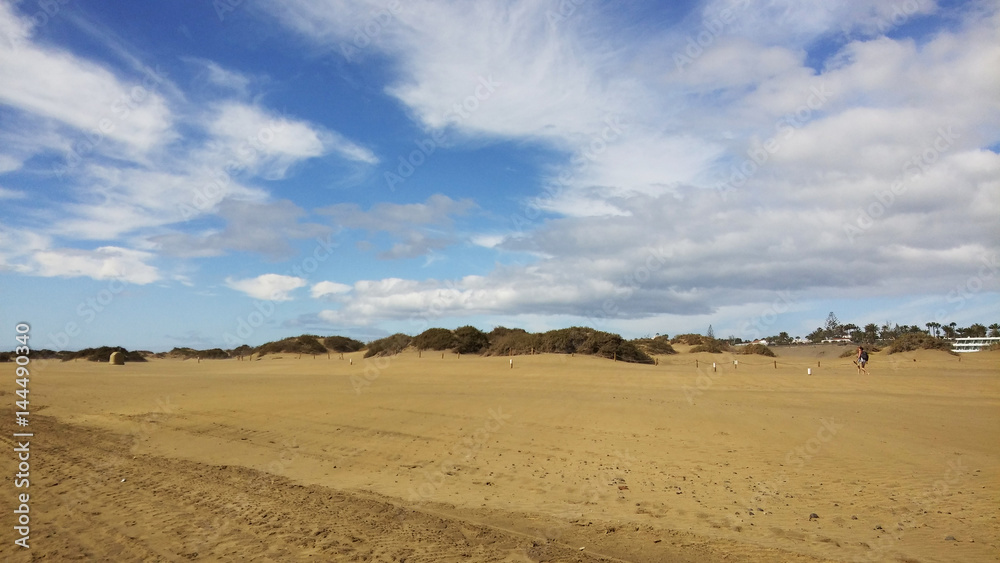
[0,0,997,349]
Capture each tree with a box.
[926,322,940,338]
[706,325,715,339]
[863,323,879,344]
[989,323,1000,337]
[825,312,841,336]
[942,322,957,339]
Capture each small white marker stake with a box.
[509,358,513,369]
[807,368,812,375]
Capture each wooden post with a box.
[510,358,513,369]
[734,360,738,369]
[613,352,617,362]
[350,358,353,365]
[441,352,444,359]
[712,362,716,372]
[696,359,699,368]
[774,360,777,369]
[818,360,821,367]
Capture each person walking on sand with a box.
[856,346,869,375]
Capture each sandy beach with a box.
[2,347,997,562]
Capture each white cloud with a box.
[225,274,307,301]
[31,246,160,284]
[0,3,174,156]
[311,281,352,299]
[0,186,24,199]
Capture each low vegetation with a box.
[631,336,677,355]
[739,343,776,357]
[886,334,956,355]
[62,347,147,363]
[689,338,732,354]
[412,328,457,350]
[255,335,327,357]
[364,333,413,358]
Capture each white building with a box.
[951,337,1000,353]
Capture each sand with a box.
[1,347,997,562]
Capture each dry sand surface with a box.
[2,347,998,562]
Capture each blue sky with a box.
[1,0,997,351]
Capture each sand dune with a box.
[2,348,997,562]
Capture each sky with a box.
[0,0,998,352]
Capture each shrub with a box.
[689,339,730,354]
[453,326,489,354]
[886,334,956,355]
[412,328,457,350]
[484,328,542,356]
[632,336,677,355]
[740,343,775,357]
[62,347,147,362]
[168,347,230,359]
[255,335,327,357]
[364,333,412,358]
[323,335,364,353]
[671,333,705,346]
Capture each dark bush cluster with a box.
[322,336,364,353]
[412,328,457,350]
[255,335,327,357]
[364,333,413,358]
[62,347,147,362]
[632,336,677,355]
[689,339,731,354]
[886,334,956,355]
[739,343,776,357]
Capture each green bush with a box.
[689,339,730,354]
[412,328,457,350]
[484,327,542,356]
[323,335,364,353]
[740,343,775,357]
[255,335,327,357]
[886,334,956,355]
[62,346,147,362]
[632,336,677,355]
[453,326,489,354]
[671,333,705,346]
[364,333,413,358]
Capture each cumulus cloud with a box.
[225,274,307,301]
[311,280,352,299]
[31,246,160,284]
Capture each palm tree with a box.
[926,322,940,337]
[989,323,1000,337]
